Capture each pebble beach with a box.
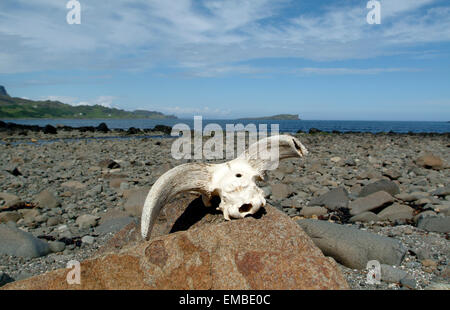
[0,126,449,290]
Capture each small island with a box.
[0,86,177,120]
[239,114,300,120]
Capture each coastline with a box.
[0,130,448,290]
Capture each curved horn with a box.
[141,163,212,240]
[239,134,308,174]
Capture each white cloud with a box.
[0,0,448,74]
[296,67,423,75]
[159,105,232,118]
[41,95,117,108]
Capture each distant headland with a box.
[238,114,300,120]
[0,86,177,120]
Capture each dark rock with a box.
[153,125,172,135]
[48,241,66,253]
[43,125,57,134]
[99,159,120,169]
[0,272,14,287]
[96,216,137,235]
[344,159,357,167]
[96,122,109,133]
[308,187,349,210]
[309,128,322,134]
[417,216,450,233]
[297,219,407,269]
[78,126,95,133]
[0,85,9,96]
[126,127,140,135]
[349,191,394,216]
[0,223,51,258]
[432,186,450,197]
[400,277,417,290]
[359,179,400,197]
[349,211,380,223]
[381,264,407,283]
[5,166,21,176]
[377,204,414,222]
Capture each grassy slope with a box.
[0,95,177,119]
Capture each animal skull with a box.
[141,135,308,240]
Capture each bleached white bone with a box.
[141,135,308,240]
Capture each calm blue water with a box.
[2,119,449,134]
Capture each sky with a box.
[0,0,449,121]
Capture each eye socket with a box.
[235,173,242,178]
[239,204,252,213]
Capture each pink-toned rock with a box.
[3,196,348,290]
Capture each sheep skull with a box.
[141,135,308,240]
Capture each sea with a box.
[2,119,450,134]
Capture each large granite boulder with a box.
[3,196,348,290]
[0,223,51,258]
[297,219,407,270]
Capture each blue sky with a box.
[0,0,449,120]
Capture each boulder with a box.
[308,187,349,210]
[48,241,66,253]
[0,272,14,287]
[358,179,400,197]
[349,211,380,223]
[96,123,109,133]
[153,125,172,135]
[297,219,407,269]
[0,224,51,258]
[377,204,415,222]
[415,153,444,170]
[2,197,348,290]
[432,186,450,197]
[349,191,394,216]
[43,125,57,134]
[417,216,450,233]
[381,264,407,283]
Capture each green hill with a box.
[239,114,300,120]
[0,86,177,119]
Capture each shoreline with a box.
[1,121,449,144]
[0,131,448,290]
